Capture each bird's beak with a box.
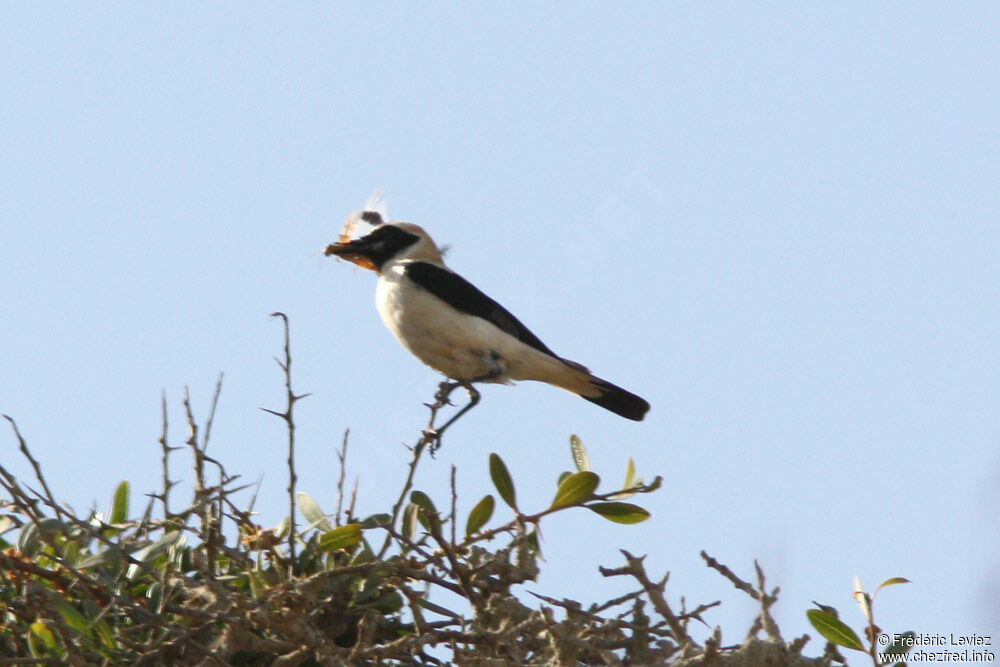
[324,240,378,272]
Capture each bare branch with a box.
[335,428,349,526]
[701,551,783,642]
[260,312,310,578]
[700,550,758,599]
[4,415,57,510]
[600,549,692,647]
[157,390,175,519]
[202,371,225,450]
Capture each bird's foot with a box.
[421,427,443,455]
[432,380,463,406]
[420,380,483,453]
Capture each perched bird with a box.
[324,195,649,422]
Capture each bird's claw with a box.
[432,393,454,407]
[434,381,461,406]
[421,428,442,455]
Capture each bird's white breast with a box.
[375,262,510,382]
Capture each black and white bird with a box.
[324,194,649,422]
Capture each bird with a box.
[324,194,650,423]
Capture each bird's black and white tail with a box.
[581,376,650,421]
[531,356,650,421]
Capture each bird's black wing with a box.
[404,262,558,358]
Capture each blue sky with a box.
[3,3,998,647]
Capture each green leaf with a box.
[318,524,361,552]
[805,609,865,651]
[137,531,183,563]
[489,453,517,510]
[146,582,163,609]
[410,490,437,529]
[296,492,332,531]
[63,540,81,567]
[556,471,572,486]
[410,490,437,516]
[875,576,911,595]
[853,576,872,623]
[465,495,495,537]
[349,545,374,566]
[569,434,590,472]
[883,631,916,658]
[401,503,419,542]
[249,569,269,598]
[110,481,129,525]
[30,621,58,651]
[126,531,183,579]
[94,619,116,650]
[526,528,543,558]
[76,546,125,570]
[17,522,39,556]
[57,603,92,638]
[17,518,63,556]
[361,513,391,529]
[586,502,651,524]
[273,516,290,539]
[365,590,405,614]
[550,471,600,509]
[609,457,642,499]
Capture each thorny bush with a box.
[0,318,837,666]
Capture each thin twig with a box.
[678,599,721,625]
[700,550,757,599]
[202,372,224,451]
[260,312,311,578]
[347,476,358,521]
[335,429,349,526]
[397,581,429,635]
[449,465,457,546]
[377,438,429,560]
[426,513,482,610]
[202,374,225,556]
[754,560,783,642]
[183,386,216,580]
[588,588,646,615]
[3,415,57,510]
[157,391,176,519]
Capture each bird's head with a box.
[325,194,444,273]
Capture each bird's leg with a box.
[428,382,481,447]
[423,359,504,452]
